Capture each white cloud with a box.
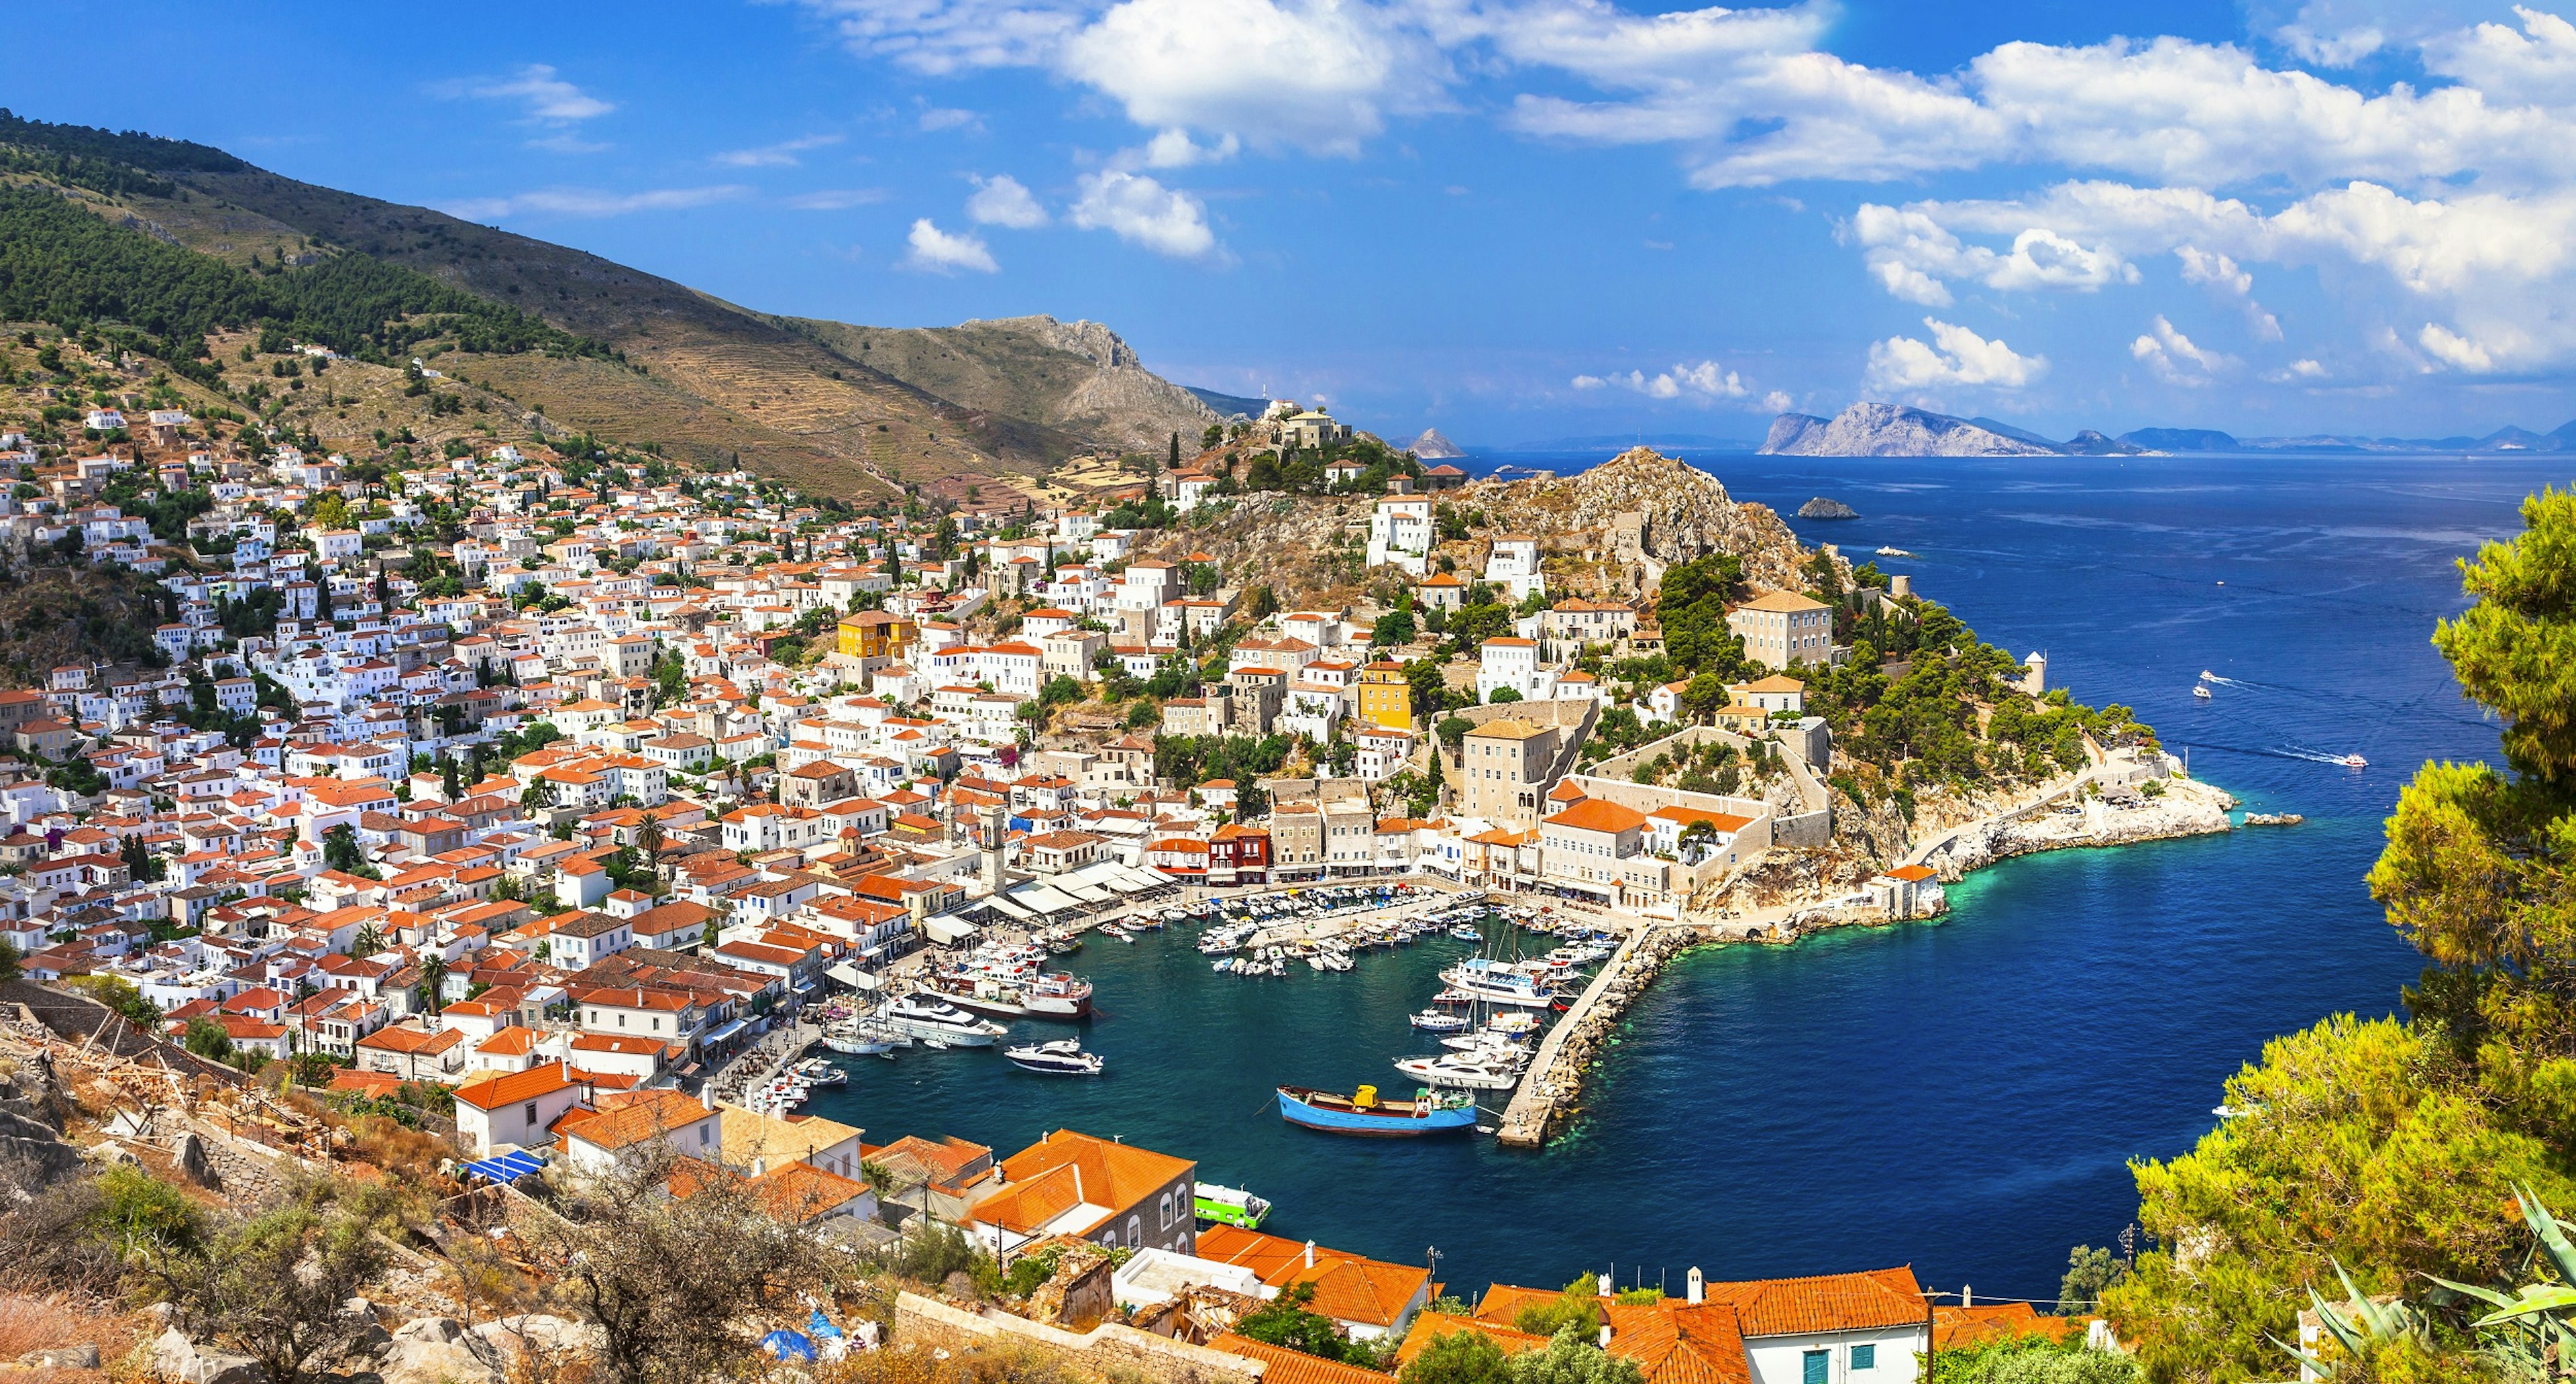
[2418,322,2497,371]
[2265,357,2331,382]
[2176,246,2251,295]
[785,188,891,211]
[918,106,983,131]
[966,174,1049,227]
[1866,318,2047,392]
[716,134,845,167]
[439,64,614,123]
[1850,205,2134,306]
[440,185,750,219]
[1071,170,1217,258]
[1140,128,1240,168]
[1761,389,1794,412]
[2131,315,2236,384]
[905,217,1000,273]
[1569,360,1758,404]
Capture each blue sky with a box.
[10,0,2576,445]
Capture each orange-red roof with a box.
[1195,1224,1430,1328]
[1210,1335,1402,1384]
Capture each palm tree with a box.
[351,923,384,957]
[417,953,447,1016]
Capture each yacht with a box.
[1003,1037,1106,1075]
[876,994,1008,1047]
[1438,959,1562,1009]
[1395,1053,1521,1090]
[1409,1008,1470,1032]
[2341,753,2368,768]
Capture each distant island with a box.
[1407,428,1467,459]
[1796,496,1860,519]
[1762,402,2576,457]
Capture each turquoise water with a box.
[810,452,2573,1306]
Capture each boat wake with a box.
[2279,745,2369,768]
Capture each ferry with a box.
[1277,1084,1480,1137]
[1193,1182,1273,1229]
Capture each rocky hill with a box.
[778,314,1218,454]
[1452,446,1828,594]
[1409,428,1466,459]
[1762,404,2058,457]
[0,109,1209,497]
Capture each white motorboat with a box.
[1438,959,1562,1009]
[876,994,1008,1047]
[1447,924,1483,943]
[2193,684,2212,700]
[1004,1037,1106,1075]
[1409,1008,1470,1032]
[1877,546,1916,558]
[1395,1054,1521,1090]
[2341,753,2368,768]
[791,1058,848,1086]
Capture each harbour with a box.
[802,450,2522,1298]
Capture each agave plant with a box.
[2274,1260,2424,1379]
[2427,1185,2576,1381]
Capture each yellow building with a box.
[1354,660,1413,731]
[836,610,917,663]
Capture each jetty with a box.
[1495,923,1721,1147]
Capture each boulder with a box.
[152,1328,260,1384]
[174,1132,221,1189]
[19,1346,101,1369]
[469,1315,600,1366]
[380,1318,502,1384]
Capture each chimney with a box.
[1962,1285,1972,1308]
[701,1083,714,1110]
[1072,1164,1084,1206]
[1598,1326,1613,1349]
[1686,1268,1703,1306]
[1304,1240,1316,1269]
[1597,1273,1613,1297]
[752,1157,766,1177]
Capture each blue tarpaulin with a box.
[807,1309,842,1340]
[460,1149,547,1184]
[761,1331,816,1362]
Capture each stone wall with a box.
[894,1293,1261,1384]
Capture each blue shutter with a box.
[1803,1351,1829,1384]
[1851,1346,1876,1371]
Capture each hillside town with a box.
[0,383,2183,1384]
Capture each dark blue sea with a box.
[810,451,2570,1308]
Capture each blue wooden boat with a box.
[1278,1085,1479,1136]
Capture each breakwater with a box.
[1493,769,2239,1147]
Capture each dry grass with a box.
[0,1291,140,1382]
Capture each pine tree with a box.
[1168,432,1182,471]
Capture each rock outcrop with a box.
[1796,496,1859,519]
[1454,446,1830,593]
[153,1329,260,1384]
[1407,428,1467,459]
[1762,404,2059,457]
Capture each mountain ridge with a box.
[0,107,1246,498]
[1762,402,2576,456]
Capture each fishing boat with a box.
[1277,1084,1480,1137]
[1409,1008,1470,1032]
[1193,1182,1273,1228]
[1003,1038,1105,1075]
[1446,924,1483,943]
[875,994,1008,1047]
[790,1058,847,1086]
[2193,684,2212,700]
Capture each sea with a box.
[807,449,2573,1309]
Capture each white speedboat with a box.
[1004,1038,1105,1076]
[1409,1008,1470,1032]
[1395,1054,1521,1090]
[876,994,1008,1047]
[2193,684,2212,700]
[791,1058,848,1086]
[1447,924,1483,943]
[1877,546,1915,558]
[2341,753,2367,768]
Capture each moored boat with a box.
[876,993,1008,1047]
[1277,1084,1479,1136]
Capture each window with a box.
[1160,1193,1173,1228]
[1802,1352,1828,1384]
[1127,1216,1142,1248]
[523,1102,537,1124]
[1850,1346,1875,1371]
